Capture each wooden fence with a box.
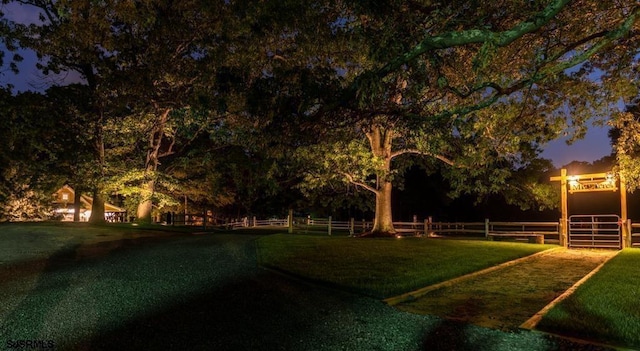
[162,213,226,228]
[294,217,561,241]
[227,217,289,229]
[160,212,640,247]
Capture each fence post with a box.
[328,216,332,236]
[560,218,566,247]
[423,218,429,237]
[484,218,489,238]
[350,218,355,236]
[288,209,293,234]
[203,211,207,231]
[626,219,632,248]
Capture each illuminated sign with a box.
[567,173,617,194]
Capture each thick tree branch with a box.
[341,172,378,194]
[390,149,456,166]
[430,6,639,123]
[376,0,572,79]
[442,10,639,100]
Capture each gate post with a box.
[625,219,632,249]
[560,218,568,248]
[550,169,569,248]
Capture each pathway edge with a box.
[519,249,621,330]
[384,247,564,306]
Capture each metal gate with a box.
[568,214,621,249]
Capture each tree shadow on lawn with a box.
[83,272,618,351]
[0,235,184,285]
[0,243,82,342]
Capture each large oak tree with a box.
[283,0,639,235]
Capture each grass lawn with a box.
[0,222,197,266]
[536,249,640,349]
[2,223,636,350]
[0,223,259,349]
[256,234,555,298]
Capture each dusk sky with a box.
[541,126,613,168]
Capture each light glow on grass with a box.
[256,234,555,298]
[537,249,640,349]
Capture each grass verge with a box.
[256,234,554,298]
[536,249,640,349]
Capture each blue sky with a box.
[540,125,612,168]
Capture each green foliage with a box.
[288,0,638,222]
[107,169,180,209]
[0,183,53,222]
[1,0,638,222]
[611,98,640,191]
[298,138,383,191]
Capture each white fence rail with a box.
[163,212,640,247]
[228,217,289,229]
[225,216,562,241]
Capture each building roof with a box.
[52,185,125,213]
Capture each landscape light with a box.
[606,173,615,184]
[568,176,579,187]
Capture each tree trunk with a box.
[136,179,155,224]
[89,188,106,224]
[366,124,396,237]
[89,111,106,225]
[371,180,395,235]
[135,108,172,224]
[73,189,81,222]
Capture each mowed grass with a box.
[537,249,640,349]
[0,222,195,266]
[256,234,555,298]
[0,223,258,349]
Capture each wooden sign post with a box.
[550,168,627,248]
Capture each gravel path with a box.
[0,234,618,350]
[394,249,616,331]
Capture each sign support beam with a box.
[550,168,628,248]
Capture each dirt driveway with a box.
[393,248,617,330]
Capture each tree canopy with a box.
[280,0,639,234]
[1,0,638,227]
